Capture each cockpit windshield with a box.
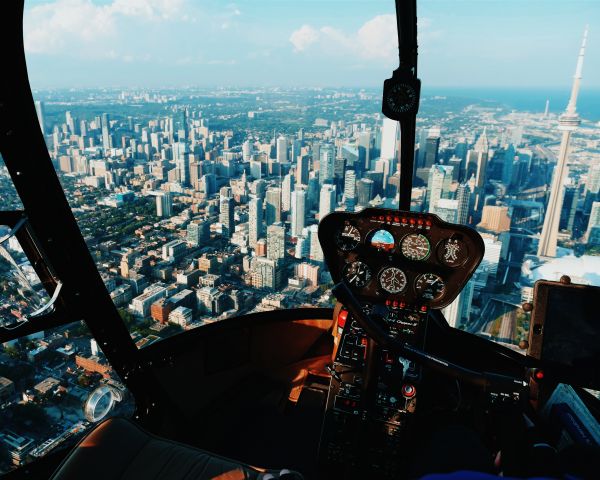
[20,0,600,352]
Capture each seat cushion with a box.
[51,417,302,480]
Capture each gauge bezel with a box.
[336,223,361,251]
[400,233,431,261]
[366,228,396,253]
[436,237,469,268]
[378,266,408,294]
[414,273,446,301]
[342,260,373,289]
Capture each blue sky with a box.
[23,0,599,89]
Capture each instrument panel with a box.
[319,208,485,310]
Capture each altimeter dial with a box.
[378,267,408,294]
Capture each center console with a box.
[317,209,485,478]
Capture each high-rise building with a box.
[380,118,399,161]
[560,185,579,233]
[156,192,173,217]
[538,28,587,257]
[291,186,306,237]
[319,184,336,220]
[101,113,111,153]
[319,145,335,185]
[344,169,357,211]
[357,178,375,206]
[478,205,511,233]
[265,187,282,225]
[308,224,323,262]
[34,100,45,134]
[585,201,600,242]
[433,198,458,223]
[426,165,453,212]
[173,142,189,186]
[423,135,441,169]
[248,195,264,246]
[276,135,288,164]
[456,183,471,225]
[282,173,294,212]
[186,220,209,246]
[267,223,286,261]
[219,187,235,239]
[296,154,310,186]
[242,140,252,161]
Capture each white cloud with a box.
[289,25,320,52]
[24,0,185,54]
[289,14,437,61]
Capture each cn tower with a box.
[537,27,588,258]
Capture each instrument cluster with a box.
[320,208,485,310]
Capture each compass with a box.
[382,70,421,121]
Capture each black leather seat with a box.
[51,418,303,480]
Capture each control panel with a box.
[319,304,426,478]
[318,208,485,310]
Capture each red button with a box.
[534,370,544,380]
[394,216,400,223]
[425,220,432,226]
[417,219,423,225]
[409,219,416,225]
[337,309,348,328]
[402,384,416,398]
[401,217,407,223]
[386,216,392,222]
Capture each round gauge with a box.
[385,82,418,114]
[342,261,372,289]
[369,229,395,252]
[438,238,469,267]
[378,267,407,294]
[414,273,446,301]
[336,224,361,251]
[401,233,431,261]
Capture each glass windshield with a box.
[22,1,600,349]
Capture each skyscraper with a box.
[282,173,294,212]
[456,183,472,225]
[248,195,264,245]
[319,184,336,220]
[291,186,306,238]
[276,135,288,164]
[267,223,286,261]
[426,164,453,212]
[34,100,45,135]
[101,113,111,153]
[319,145,335,185]
[538,28,587,257]
[380,118,399,161]
[296,154,310,186]
[357,178,375,206]
[173,142,189,186]
[219,187,235,239]
[344,169,357,211]
[156,192,173,217]
[265,187,282,225]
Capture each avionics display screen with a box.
[541,285,600,386]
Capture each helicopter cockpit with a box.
[1,0,600,479]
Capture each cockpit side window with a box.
[0,154,24,211]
